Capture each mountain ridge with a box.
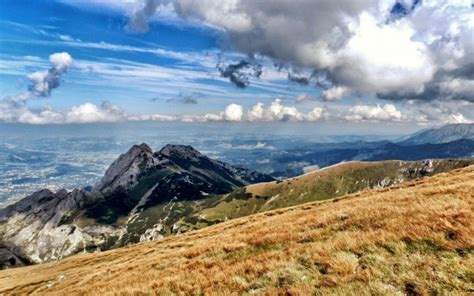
[400,123,474,145]
[2,164,472,295]
[0,143,273,269]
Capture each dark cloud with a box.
[287,73,310,86]
[287,70,333,90]
[217,60,262,88]
[165,92,200,104]
[126,1,473,104]
[378,66,474,103]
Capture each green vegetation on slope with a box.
[120,159,474,244]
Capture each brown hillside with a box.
[1,165,473,295]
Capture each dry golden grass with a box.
[1,165,473,295]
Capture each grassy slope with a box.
[168,160,473,231]
[1,165,473,295]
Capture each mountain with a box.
[2,165,472,295]
[400,123,474,145]
[1,143,471,270]
[0,143,273,269]
[271,139,474,176]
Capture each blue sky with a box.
[0,0,472,129]
[0,0,319,113]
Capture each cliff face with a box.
[0,144,273,269]
[0,188,112,269]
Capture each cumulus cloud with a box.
[321,86,349,101]
[246,99,324,122]
[64,101,127,123]
[306,107,324,121]
[447,113,473,124]
[203,103,244,121]
[27,52,73,97]
[222,103,244,121]
[344,104,402,122]
[128,0,474,102]
[179,99,325,123]
[0,98,128,125]
[248,99,302,121]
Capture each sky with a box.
[0,0,473,131]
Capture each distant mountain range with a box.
[267,124,474,177]
[400,123,474,144]
[271,139,474,177]
[1,141,472,269]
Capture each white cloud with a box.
[201,103,244,122]
[335,12,435,96]
[0,99,128,125]
[121,0,473,102]
[305,107,324,121]
[17,106,65,124]
[172,99,326,123]
[344,104,402,122]
[222,103,244,121]
[446,113,473,124]
[247,99,302,122]
[49,52,74,71]
[128,113,178,121]
[27,52,74,97]
[64,101,126,123]
[59,0,474,103]
[245,99,324,122]
[321,86,349,101]
[266,99,302,121]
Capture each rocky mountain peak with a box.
[130,143,153,154]
[0,143,275,269]
[158,144,202,160]
[93,143,158,195]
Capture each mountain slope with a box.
[0,143,273,268]
[90,159,474,245]
[401,123,474,145]
[1,165,472,295]
[182,159,474,223]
